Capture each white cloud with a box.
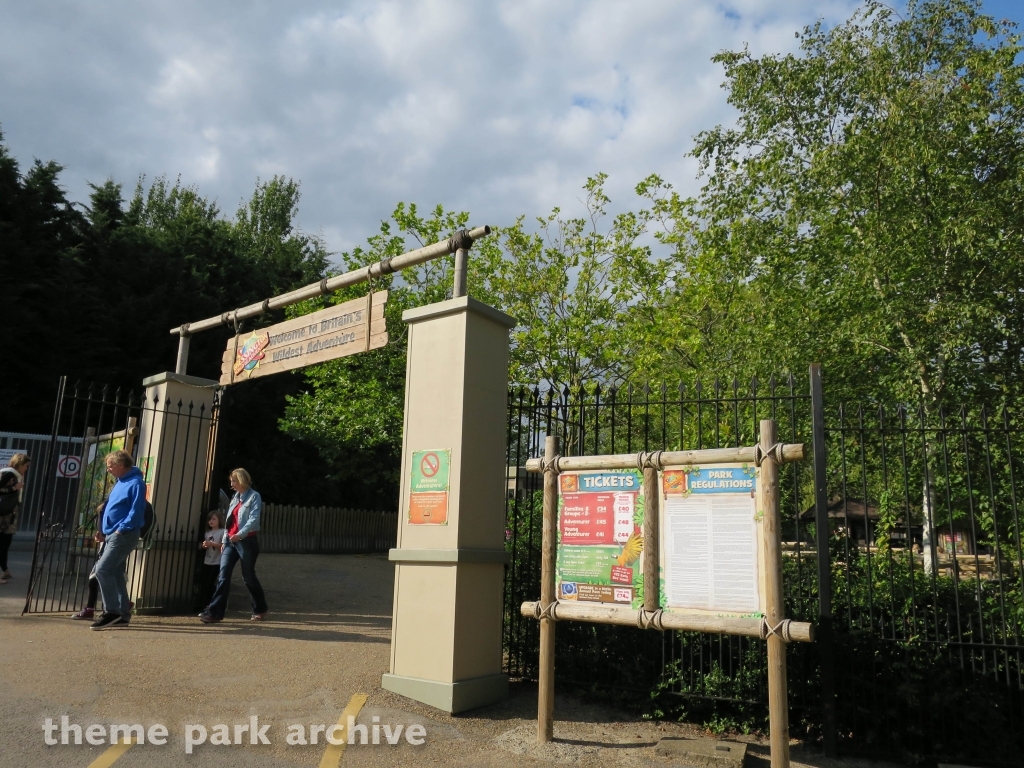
[0,0,870,259]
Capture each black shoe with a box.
[90,613,126,630]
[199,613,222,624]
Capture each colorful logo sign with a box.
[233,332,270,378]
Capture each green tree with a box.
[645,0,1024,406]
[473,173,669,389]
[279,203,467,508]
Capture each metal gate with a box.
[24,377,220,615]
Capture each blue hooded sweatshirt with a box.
[101,466,148,535]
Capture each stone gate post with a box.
[382,296,515,713]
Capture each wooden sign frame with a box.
[521,420,811,768]
[219,291,388,385]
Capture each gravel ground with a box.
[0,549,910,768]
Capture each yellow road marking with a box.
[87,738,135,768]
[319,693,369,768]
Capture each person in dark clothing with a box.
[0,453,31,583]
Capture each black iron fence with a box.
[503,369,1024,766]
[24,378,220,615]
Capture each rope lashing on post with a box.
[759,618,794,642]
[447,229,474,252]
[753,442,785,467]
[636,609,665,631]
[529,601,559,621]
[540,454,563,473]
[636,450,665,470]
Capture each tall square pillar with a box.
[128,372,219,612]
[382,296,515,713]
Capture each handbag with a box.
[0,469,21,515]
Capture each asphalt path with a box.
[0,549,908,768]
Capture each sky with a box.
[1,1,1021,260]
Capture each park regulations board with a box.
[219,291,388,385]
[659,463,764,617]
[556,469,645,608]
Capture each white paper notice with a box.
[662,466,760,614]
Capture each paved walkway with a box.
[0,550,906,768]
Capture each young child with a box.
[199,510,225,607]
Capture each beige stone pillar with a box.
[127,372,219,612]
[382,296,515,713]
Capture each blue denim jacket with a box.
[227,488,262,538]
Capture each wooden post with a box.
[175,333,190,375]
[642,466,659,613]
[124,417,139,455]
[453,247,469,298]
[538,435,559,743]
[759,419,790,768]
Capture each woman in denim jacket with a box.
[199,468,269,623]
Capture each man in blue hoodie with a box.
[91,449,147,630]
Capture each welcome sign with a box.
[220,291,388,385]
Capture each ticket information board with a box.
[659,463,763,617]
[555,469,645,607]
